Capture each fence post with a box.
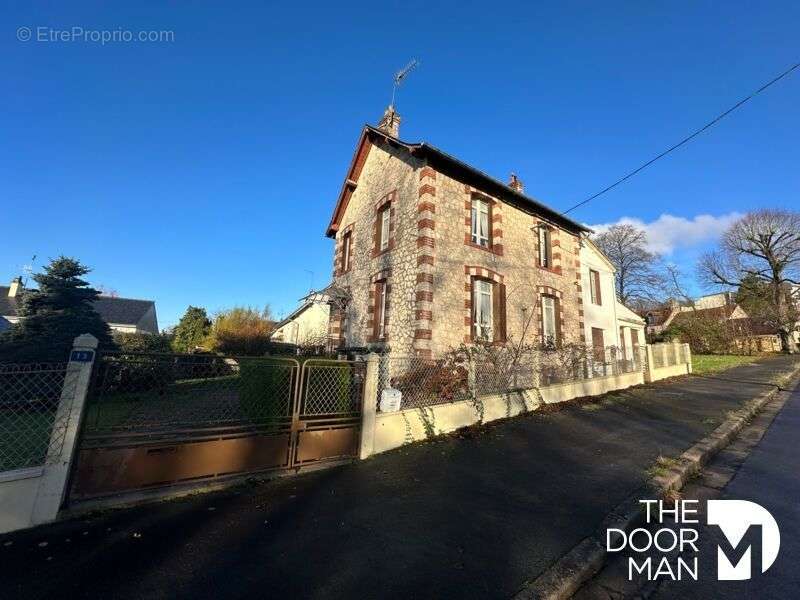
[359,353,379,460]
[31,334,98,525]
[644,344,655,383]
[684,343,693,374]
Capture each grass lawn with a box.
[0,410,55,471]
[692,354,762,375]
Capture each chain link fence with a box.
[85,352,298,436]
[376,344,646,411]
[0,363,75,472]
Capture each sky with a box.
[2,2,799,329]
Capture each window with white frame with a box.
[471,197,490,247]
[538,226,552,268]
[473,279,493,341]
[541,295,557,346]
[379,205,391,251]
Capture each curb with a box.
[513,365,800,600]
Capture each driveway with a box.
[1,356,798,599]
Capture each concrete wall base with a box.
[370,371,645,457]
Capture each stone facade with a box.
[327,124,589,357]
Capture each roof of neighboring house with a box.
[616,301,646,325]
[670,304,741,325]
[326,125,591,238]
[0,287,155,327]
[641,308,674,327]
[669,305,779,336]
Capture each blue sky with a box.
[3,2,798,328]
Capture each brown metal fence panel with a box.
[69,352,364,502]
[294,359,364,465]
[70,352,301,500]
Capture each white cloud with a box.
[588,212,743,255]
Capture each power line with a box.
[562,60,800,216]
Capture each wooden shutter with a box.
[493,282,507,343]
[591,328,605,362]
[372,281,384,339]
[593,270,602,305]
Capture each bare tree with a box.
[698,209,800,352]
[593,224,663,304]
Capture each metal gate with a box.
[68,353,364,502]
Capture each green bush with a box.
[239,358,295,424]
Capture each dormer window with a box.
[471,197,490,247]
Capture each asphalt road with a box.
[651,370,800,599]
[1,356,798,600]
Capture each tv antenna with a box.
[21,254,37,286]
[391,59,419,106]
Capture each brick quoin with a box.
[418,218,436,230]
[418,201,436,213]
[417,273,434,284]
[417,236,435,248]
[415,309,433,320]
[414,329,432,340]
[418,184,436,198]
[419,166,436,181]
[416,291,433,302]
[418,255,434,266]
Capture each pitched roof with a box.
[670,304,739,325]
[0,287,154,327]
[326,125,591,238]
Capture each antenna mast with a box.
[391,58,419,106]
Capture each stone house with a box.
[323,107,629,358]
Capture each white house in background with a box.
[271,300,330,347]
[0,278,159,335]
[579,238,646,362]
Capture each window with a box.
[379,205,391,251]
[541,295,558,346]
[591,327,605,362]
[473,279,493,341]
[471,197,490,247]
[538,226,552,268]
[589,269,602,305]
[374,280,388,340]
[342,231,352,272]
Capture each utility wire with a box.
[562,60,800,216]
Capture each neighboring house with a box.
[642,302,680,337]
[669,293,783,353]
[1,278,159,335]
[271,300,330,347]
[322,106,637,358]
[580,238,645,363]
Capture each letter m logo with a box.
[707,500,780,580]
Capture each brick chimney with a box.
[377,105,401,138]
[508,173,524,193]
[8,277,22,297]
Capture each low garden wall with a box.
[369,369,646,457]
[0,467,45,533]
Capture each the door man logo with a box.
[708,500,780,580]
[607,499,780,582]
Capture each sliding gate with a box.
[68,353,364,502]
